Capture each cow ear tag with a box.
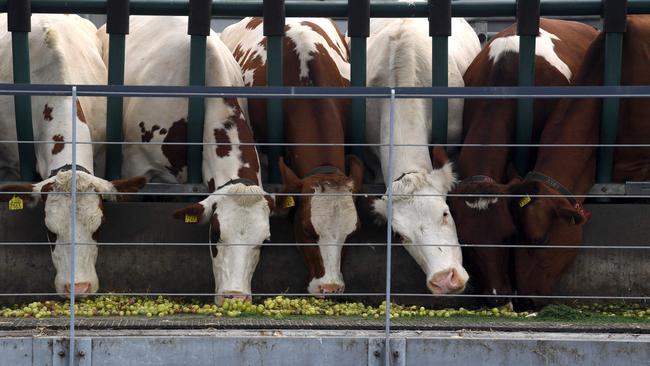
[282,196,295,209]
[8,195,24,211]
[518,195,531,208]
[184,214,199,224]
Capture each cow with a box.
[97,16,273,305]
[0,14,146,296]
[364,17,481,294]
[448,19,598,308]
[508,15,650,308]
[221,17,364,295]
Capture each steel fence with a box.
[0,1,649,366]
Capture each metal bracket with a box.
[52,338,91,366]
[368,338,405,366]
[625,182,650,196]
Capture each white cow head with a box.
[174,182,273,305]
[0,170,146,296]
[277,156,364,296]
[373,161,469,294]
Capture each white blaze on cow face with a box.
[488,28,572,81]
[373,166,469,294]
[179,183,271,304]
[307,183,358,295]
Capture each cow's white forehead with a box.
[212,183,271,241]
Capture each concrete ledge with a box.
[1,329,649,366]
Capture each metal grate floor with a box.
[2,315,650,334]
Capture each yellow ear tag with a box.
[282,196,295,209]
[8,195,24,211]
[518,195,531,208]
[184,214,199,224]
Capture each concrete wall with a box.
[1,201,649,306]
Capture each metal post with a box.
[69,86,79,366]
[514,0,540,176]
[348,0,369,158]
[429,0,451,148]
[187,0,211,184]
[8,0,36,181]
[597,0,627,183]
[384,89,396,366]
[264,0,285,183]
[105,0,130,180]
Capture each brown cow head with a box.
[277,156,363,295]
[448,177,521,307]
[508,180,586,309]
[0,171,146,297]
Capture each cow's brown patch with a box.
[43,104,53,121]
[245,17,263,30]
[139,122,162,143]
[41,182,54,203]
[300,21,348,61]
[76,100,87,124]
[223,98,260,183]
[159,128,168,135]
[213,127,232,157]
[52,135,65,155]
[161,119,187,178]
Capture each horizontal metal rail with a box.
[1,292,649,300]
[0,0,649,17]
[1,241,649,250]
[0,84,650,98]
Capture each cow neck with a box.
[530,34,606,199]
[217,178,258,191]
[49,164,92,178]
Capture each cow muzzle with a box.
[428,268,467,294]
[63,282,92,297]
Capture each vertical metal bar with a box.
[597,0,627,183]
[105,34,126,180]
[187,36,207,183]
[264,0,285,184]
[384,89,396,366]
[69,86,79,366]
[8,0,36,181]
[514,0,540,176]
[187,0,211,184]
[105,0,130,180]
[428,0,451,147]
[348,0,369,158]
[431,36,448,145]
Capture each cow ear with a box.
[346,155,364,193]
[508,181,540,214]
[278,157,302,193]
[556,206,584,226]
[0,183,39,208]
[430,146,449,169]
[111,176,147,193]
[173,200,213,225]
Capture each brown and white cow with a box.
[508,15,650,307]
[221,18,364,295]
[448,19,599,308]
[365,18,480,294]
[97,16,273,304]
[0,14,146,296]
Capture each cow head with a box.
[372,148,468,294]
[0,170,146,297]
[277,156,363,296]
[174,182,272,305]
[448,176,521,308]
[508,180,586,309]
